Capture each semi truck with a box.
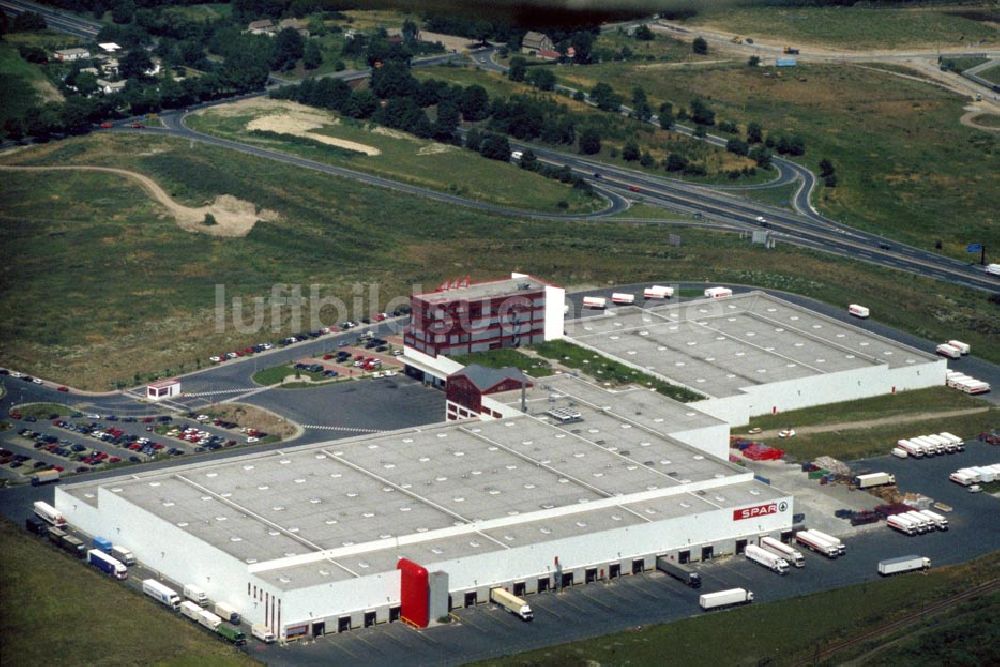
[887,514,919,536]
[936,343,962,359]
[143,579,181,610]
[794,530,840,558]
[216,624,247,645]
[656,556,702,587]
[947,340,970,355]
[180,600,203,621]
[807,529,845,555]
[60,534,86,558]
[111,545,136,566]
[760,536,805,568]
[582,296,606,309]
[214,602,241,625]
[699,588,753,611]
[47,526,66,545]
[918,509,949,531]
[643,285,674,299]
[878,555,930,576]
[197,609,223,631]
[87,549,127,579]
[31,469,60,486]
[744,544,789,574]
[252,625,277,643]
[490,587,534,621]
[33,501,65,526]
[611,292,635,305]
[704,286,733,299]
[94,536,113,553]
[184,584,208,606]
[848,304,870,318]
[855,472,896,489]
[897,439,924,458]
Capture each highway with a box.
[0,0,101,39]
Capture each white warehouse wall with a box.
[274,569,401,635]
[669,422,731,462]
[543,284,566,341]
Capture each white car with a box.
[225,352,238,359]
[10,371,24,378]
[371,371,383,378]
[85,413,101,419]
[755,216,766,223]
[747,427,762,435]
[196,414,209,422]
[209,356,221,363]
[392,350,404,357]
[968,485,982,493]
[247,436,260,444]
[778,429,796,438]
[383,370,397,377]
[32,378,43,384]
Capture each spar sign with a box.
[733,501,789,521]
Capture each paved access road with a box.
[0,0,100,39]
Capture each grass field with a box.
[11,402,74,418]
[594,29,701,62]
[0,518,258,666]
[451,349,553,377]
[680,5,999,49]
[553,62,1000,255]
[186,99,600,214]
[766,408,998,462]
[747,387,987,431]
[482,551,1000,666]
[972,112,1000,128]
[737,182,797,209]
[0,43,55,131]
[977,62,1000,84]
[252,364,333,385]
[2,132,999,390]
[940,55,991,72]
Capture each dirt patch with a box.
[0,165,278,237]
[744,407,991,440]
[194,97,327,119]
[247,114,380,155]
[204,402,300,439]
[370,125,412,141]
[417,142,457,156]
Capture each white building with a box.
[145,378,180,401]
[55,401,790,641]
[563,291,946,425]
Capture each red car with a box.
[57,386,69,392]
[627,185,641,192]
[129,122,144,129]
[99,122,113,129]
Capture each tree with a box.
[519,148,538,171]
[432,99,460,141]
[633,24,654,41]
[747,122,763,144]
[631,85,651,122]
[75,71,99,96]
[692,36,708,55]
[111,0,135,24]
[665,153,688,172]
[824,173,838,187]
[459,84,490,121]
[640,152,655,168]
[371,61,416,99]
[508,56,527,82]
[11,11,47,32]
[693,125,707,139]
[478,133,511,161]
[622,140,641,161]
[590,82,622,112]
[464,127,483,152]
[525,68,555,91]
[725,138,749,156]
[658,101,674,130]
[819,158,835,176]
[402,19,419,43]
[749,145,772,168]
[579,127,601,155]
[303,41,323,70]
[272,27,305,71]
[203,213,217,226]
[570,30,594,64]
[120,49,153,80]
[748,55,760,67]
[689,97,715,126]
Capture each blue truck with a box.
[94,536,113,553]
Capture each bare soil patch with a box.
[205,402,300,439]
[0,165,278,237]
[247,114,380,155]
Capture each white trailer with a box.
[897,439,923,458]
[939,432,964,451]
[946,340,970,355]
[490,587,534,621]
[699,588,753,611]
[704,286,733,299]
[179,600,203,621]
[918,509,949,531]
[902,511,932,533]
[582,296,606,309]
[924,434,950,455]
[794,531,839,558]
[936,343,962,359]
[110,545,136,566]
[891,447,908,459]
[855,472,896,489]
[643,285,674,299]
[949,471,976,486]
[848,304,870,318]
[142,579,180,610]
[987,263,1000,276]
[33,501,66,526]
[183,584,208,606]
[910,436,939,457]
[887,515,918,536]
[252,624,277,643]
[611,292,635,305]
[745,544,789,574]
[197,609,222,631]
[807,529,845,555]
[214,601,240,624]
[761,537,805,568]
[878,555,930,576]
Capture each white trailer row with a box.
[949,463,1000,486]
[892,432,964,458]
[886,510,948,536]
[794,529,844,558]
[946,371,991,395]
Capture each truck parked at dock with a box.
[656,556,702,587]
[490,587,534,621]
[87,549,127,579]
[760,537,805,567]
[143,579,181,610]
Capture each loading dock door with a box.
[735,539,748,555]
[338,616,351,632]
[632,559,644,574]
[312,622,325,637]
[609,563,621,579]
[464,592,477,608]
[537,578,550,593]
[389,607,401,622]
[678,550,690,565]
[364,612,376,628]
[701,546,714,561]
[561,572,574,587]
[513,582,526,597]
[585,568,598,583]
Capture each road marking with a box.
[302,425,384,434]
[183,388,256,398]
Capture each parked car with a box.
[57,386,69,392]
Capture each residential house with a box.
[54,48,91,62]
[521,31,554,55]
[245,19,277,36]
[96,79,127,95]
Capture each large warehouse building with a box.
[564,291,947,425]
[54,378,789,641]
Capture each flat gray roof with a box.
[415,276,547,304]
[563,291,938,399]
[63,404,756,590]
